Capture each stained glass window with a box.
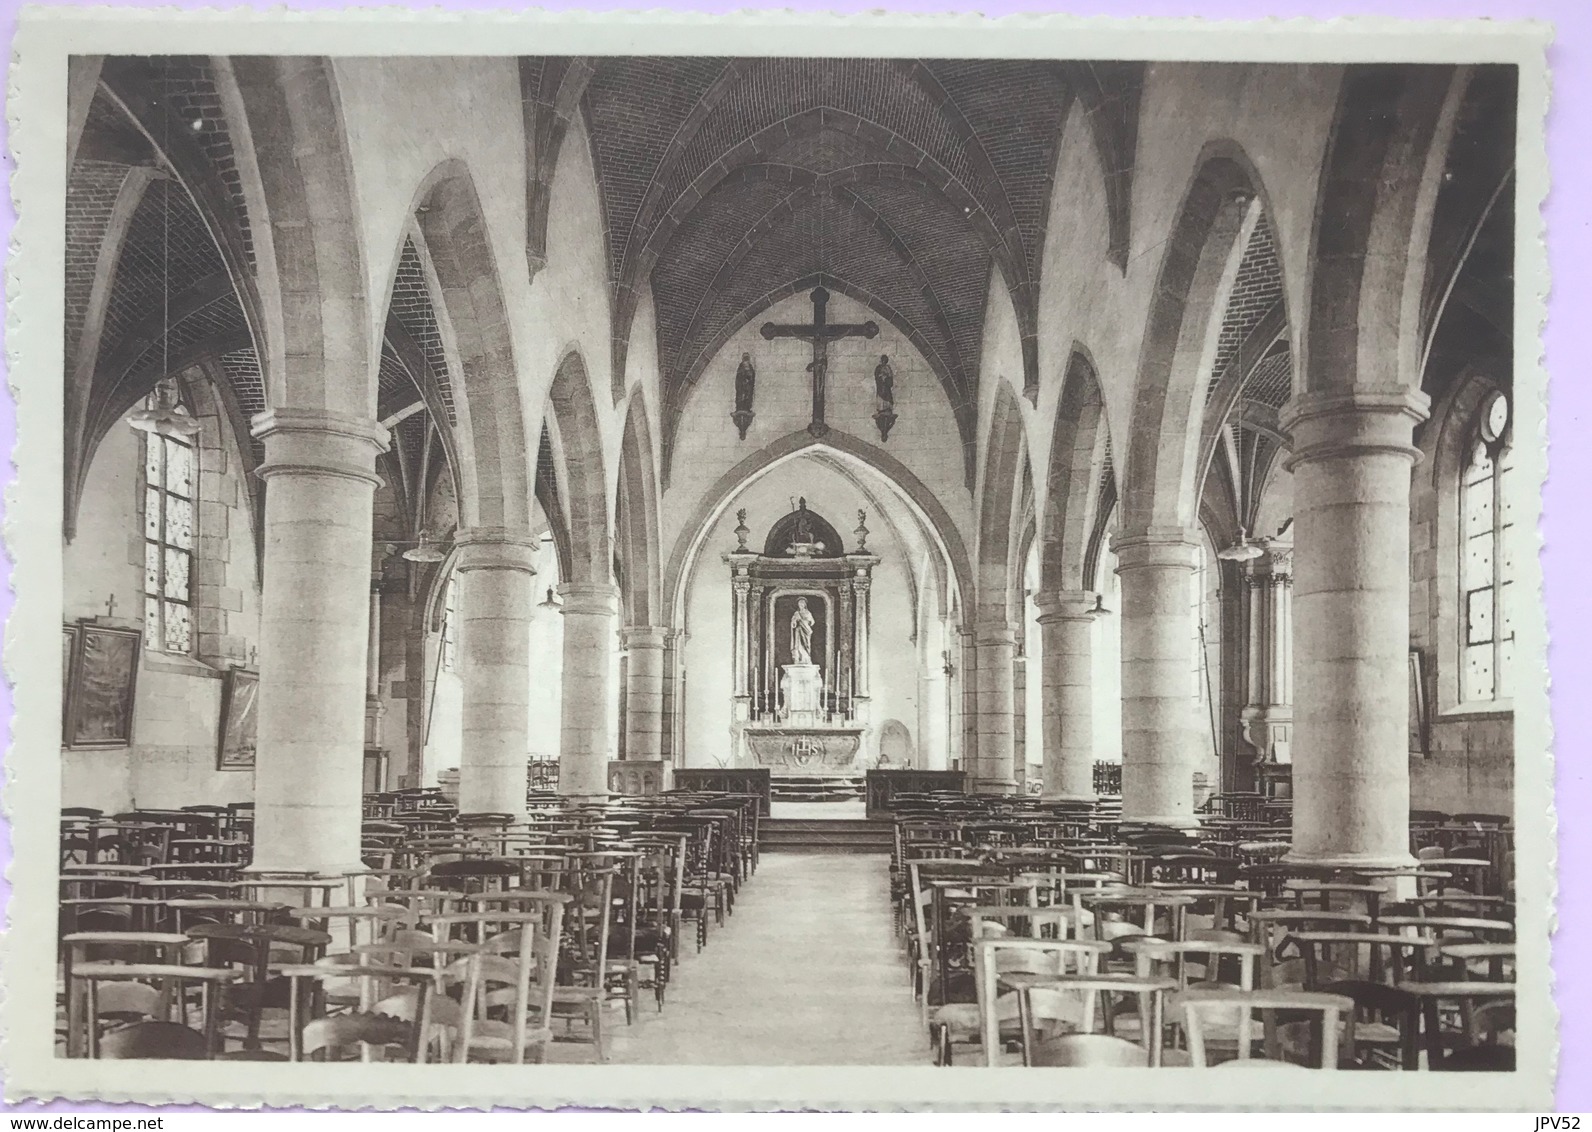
[142,411,197,655]
[1461,391,1514,703]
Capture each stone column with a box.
[1113,530,1202,827]
[953,626,974,773]
[557,582,620,798]
[852,574,872,698]
[248,408,386,875]
[621,626,667,762]
[1282,389,1428,868]
[454,527,538,818]
[1034,590,1099,801]
[1012,653,1028,794]
[662,628,687,763]
[969,619,1018,794]
[917,639,950,771]
[1239,546,1295,773]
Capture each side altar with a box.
[724,500,878,776]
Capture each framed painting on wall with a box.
[1409,647,1431,757]
[64,623,142,749]
[217,667,259,770]
[61,624,77,736]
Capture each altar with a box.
[723,499,879,775]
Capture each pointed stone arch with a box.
[1040,346,1112,596]
[976,381,1031,624]
[662,427,972,633]
[546,349,611,586]
[1300,64,1468,396]
[1121,145,1270,535]
[408,160,534,532]
[616,391,662,629]
[228,56,371,416]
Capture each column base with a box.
[1282,849,1419,871]
[1120,814,1202,829]
[1042,793,1099,804]
[971,777,1018,795]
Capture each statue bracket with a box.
[873,409,898,442]
[731,408,755,441]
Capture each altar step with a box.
[770,773,865,804]
[761,818,894,854]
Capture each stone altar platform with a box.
[747,726,863,774]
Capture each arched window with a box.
[1461,390,1515,703]
[139,384,197,655]
[440,573,460,673]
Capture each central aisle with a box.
[606,854,927,1065]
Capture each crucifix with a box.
[761,286,879,437]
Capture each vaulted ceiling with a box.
[525,57,1144,461]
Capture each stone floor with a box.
[599,853,927,1065]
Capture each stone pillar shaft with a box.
[853,577,872,698]
[622,626,667,762]
[1284,389,1429,867]
[558,582,620,797]
[970,620,1017,793]
[454,528,538,818]
[248,409,386,875]
[1114,530,1202,827]
[1035,591,1099,801]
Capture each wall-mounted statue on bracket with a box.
[731,352,756,440]
[873,354,898,442]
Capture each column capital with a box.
[453,526,540,574]
[251,407,388,485]
[557,581,620,616]
[1281,386,1431,471]
[1110,527,1202,571]
[620,625,669,651]
[972,619,1016,647]
[1033,589,1099,623]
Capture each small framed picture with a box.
[64,623,142,750]
[1408,647,1431,757]
[217,667,260,770]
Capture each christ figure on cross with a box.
[761,286,879,437]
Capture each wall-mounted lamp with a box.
[400,532,447,563]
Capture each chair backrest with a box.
[1182,989,1353,1069]
[431,904,566,1064]
[97,1020,209,1060]
[972,938,1110,1066]
[1129,938,1262,993]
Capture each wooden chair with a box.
[1022,975,1178,1068]
[1323,979,1423,1069]
[1275,931,1438,991]
[550,864,614,1062]
[96,1020,210,1060]
[1125,938,1264,1061]
[301,1010,426,1063]
[429,902,567,1064]
[1181,988,1353,1069]
[70,963,239,1058]
[966,938,1110,1066]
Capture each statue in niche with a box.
[790,597,816,666]
[731,353,757,440]
[873,354,899,442]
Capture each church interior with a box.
[55,55,1520,1069]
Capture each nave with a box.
[47,52,1528,1085]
